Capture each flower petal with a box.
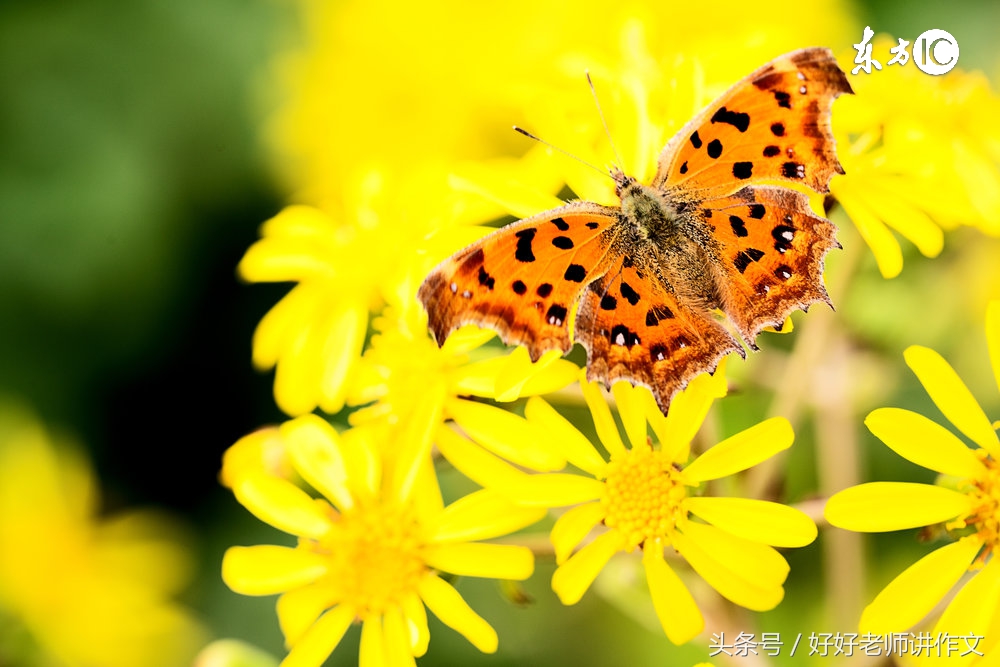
[860,536,982,633]
[824,482,974,532]
[551,530,623,605]
[673,523,786,611]
[580,372,626,459]
[391,390,444,504]
[222,546,328,596]
[281,416,354,511]
[280,605,354,667]
[401,593,429,657]
[430,489,546,543]
[685,497,817,548]
[611,381,650,450]
[658,358,729,462]
[550,502,606,565]
[232,473,331,540]
[506,473,605,507]
[524,397,606,476]
[418,574,498,653]
[643,540,704,644]
[929,558,1000,666]
[359,616,385,667]
[989,300,1000,397]
[382,607,416,667]
[277,582,335,646]
[683,418,793,483]
[447,399,565,471]
[905,345,1000,457]
[836,186,903,279]
[494,348,574,402]
[434,425,529,491]
[423,543,533,581]
[317,301,368,414]
[865,408,985,478]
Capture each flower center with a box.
[955,452,1000,566]
[314,501,426,618]
[601,444,688,551]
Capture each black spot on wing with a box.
[536,283,553,298]
[511,280,527,295]
[707,139,723,159]
[477,266,495,290]
[552,236,574,250]
[771,123,785,137]
[748,204,766,219]
[733,162,753,179]
[729,215,748,237]
[680,161,688,174]
[460,247,485,274]
[619,282,640,306]
[710,107,750,133]
[610,324,640,348]
[763,145,781,157]
[734,248,765,273]
[564,264,586,282]
[781,162,805,179]
[600,295,617,311]
[551,217,569,231]
[774,91,791,109]
[690,131,703,149]
[586,221,600,229]
[515,228,536,262]
[546,304,568,326]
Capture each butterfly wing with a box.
[574,261,743,414]
[653,47,852,196]
[701,186,840,346]
[419,202,619,361]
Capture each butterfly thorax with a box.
[613,171,720,307]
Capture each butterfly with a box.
[419,48,853,415]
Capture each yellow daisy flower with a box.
[239,166,490,417]
[832,39,1000,278]
[825,300,1000,663]
[0,404,204,667]
[221,415,545,667]
[441,361,817,644]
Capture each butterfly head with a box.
[610,167,636,198]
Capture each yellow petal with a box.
[507,473,605,507]
[423,543,533,581]
[905,346,1000,457]
[280,605,354,667]
[860,536,982,633]
[418,575,498,653]
[551,530,623,605]
[391,390,444,504]
[447,399,565,471]
[643,541,704,644]
[988,300,1000,397]
[685,497,817,547]
[673,524,786,611]
[430,489,546,543]
[494,348,574,402]
[232,473,331,540]
[401,593,429,657]
[251,286,313,370]
[439,324,495,356]
[281,415,354,511]
[580,371,625,459]
[277,582,334,646]
[658,360,728,462]
[317,302,368,414]
[862,186,944,258]
[524,397,606,476]
[865,408,985,478]
[382,607,416,667]
[434,425,528,491]
[837,186,903,279]
[517,358,579,398]
[273,309,324,417]
[929,558,1000,666]
[550,502,606,565]
[683,418,793,483]
[222,546,328,596]
[611,381,650,450]
[359,616,385,667]
[220,427,290,489]
[824,482,974,532]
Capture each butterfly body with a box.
[419,48,852,414]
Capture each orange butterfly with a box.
[419,48,852,415]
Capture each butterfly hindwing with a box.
[654,47,853,196]
[574,262,742,413]
[701,186,839,345]
[419,203,618,361]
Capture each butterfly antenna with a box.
[512,126,611,180]
[586,71,624,170]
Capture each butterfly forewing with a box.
[419,203,619,362]
[654,47,853,197]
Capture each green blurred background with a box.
[2,1,999,665]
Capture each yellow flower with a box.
[239,166,490,417]
[0,404,204,667]
[347,306,578,472]
[442,361,816,644]
[832,38,1000,278]
[221,415,545,667]
[825,301,1000,663]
